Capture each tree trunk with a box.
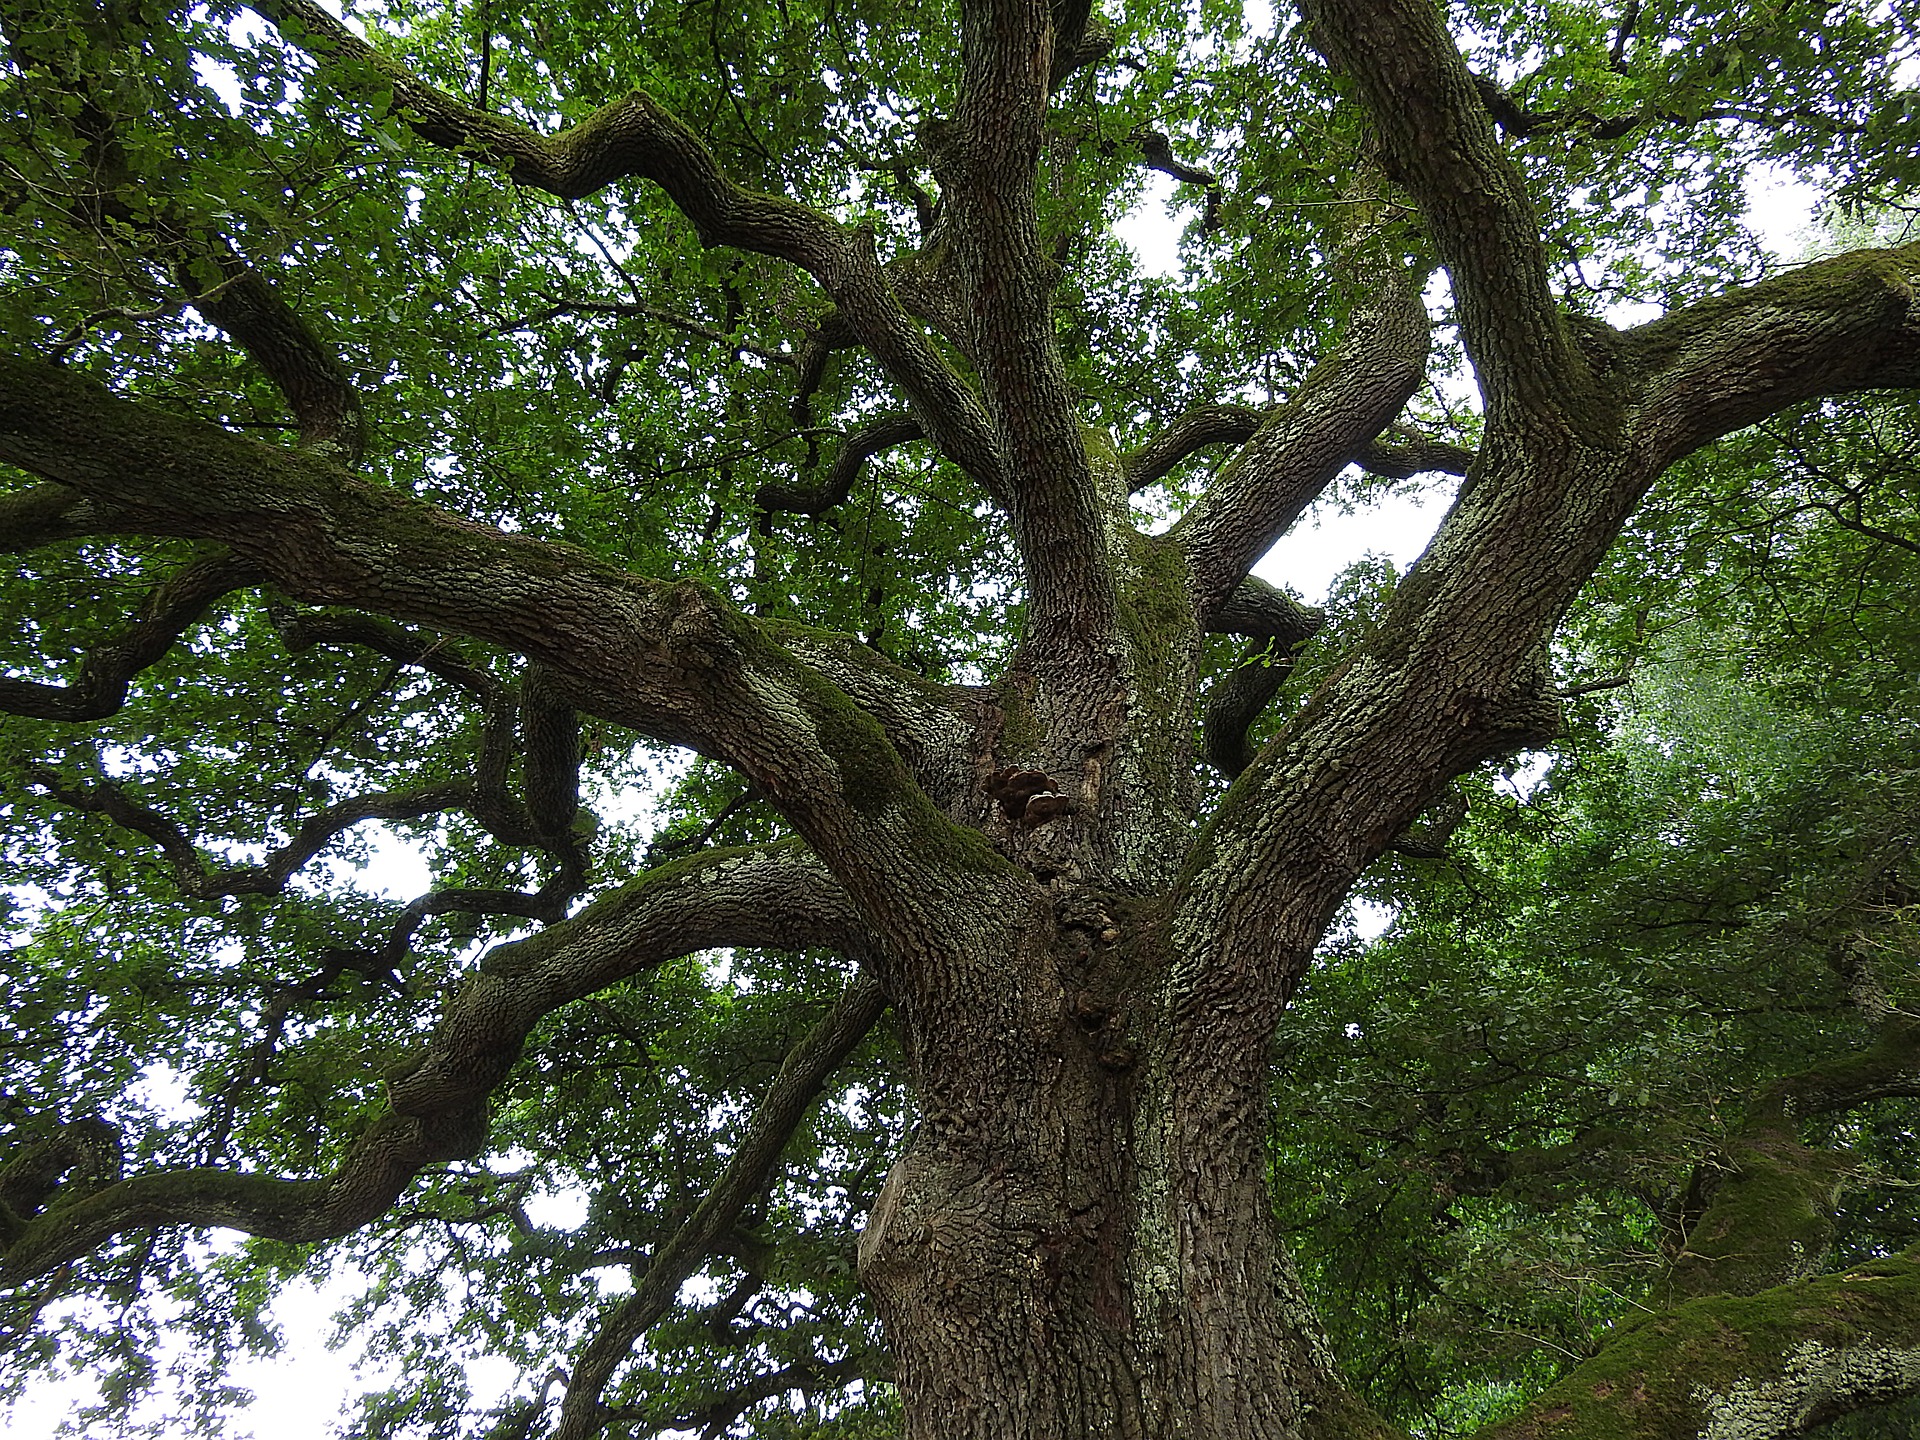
[857,913,1355,1440]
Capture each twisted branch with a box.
[0,551,260,720]
[0,844,870,1284]
[553,969,888,1440]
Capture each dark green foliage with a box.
[1274,390,1920,1432]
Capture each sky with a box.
[6,93,1831,1440]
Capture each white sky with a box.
[8,111,1827,1440]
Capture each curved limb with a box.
[1172,224,1433,620]
[756,415,925,517]
[244,0,1006,498]
[0,842,871,1284]
[0,550,260,721]
[1625,243,1920,471]
[0,354,1024,948]
[1201,577,1329,779]
[552,969,888,1440]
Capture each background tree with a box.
[1,1,1918,1438]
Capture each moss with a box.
[758,616,961,712]
[996,670,1044,756]
[1665,1130,1847,1302]
[1117,531,1196,678]
[1623,241,1920,372]
[1116,530,1202,794]
[785,658,911,818]
[1482,1250,1920,1440]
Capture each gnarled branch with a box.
[756,415,924,516]
[245,0,1007,497]
[0,551,260,721]
[1201,577,1328,779]
[26,758,473,901]
[0,844,871,1284]
[0,354,1023,941]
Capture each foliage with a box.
[1276,390,1920,1431]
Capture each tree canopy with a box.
[2,0,1919,1437]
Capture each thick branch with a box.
[767,621,982,811]
[0,355,1022,947]
[246,0,1007,497]
[1210,575,1325,646]
[1299,0,1600,422]
[1771,1016,1920,1121]
[1626,242,1920,469]
[1126,403,1265,492]
[0,1118,123,1244]
[553,969,888,1440]
[0,484,135,552]
[1664,1019,1920,1304]
[930,0,1119,666]
[1360,429,1477,480]
[0,845,869,1283]
[1173,237,1432,619]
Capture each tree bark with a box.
[857,916,1364,1440]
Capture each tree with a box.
[2,0,1918,1435]
[1274,391,1920,1433]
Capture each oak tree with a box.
[3,0,1919,1436]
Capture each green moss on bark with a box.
[1485,1251,1920,1440]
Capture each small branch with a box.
[1133,129,1222,233]
[27,759,474,901]
[0,551,260,721]
[756,415,924,516]
[1201,578,1328,778]
[552,970,887,1440]
[493,296,796,369]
